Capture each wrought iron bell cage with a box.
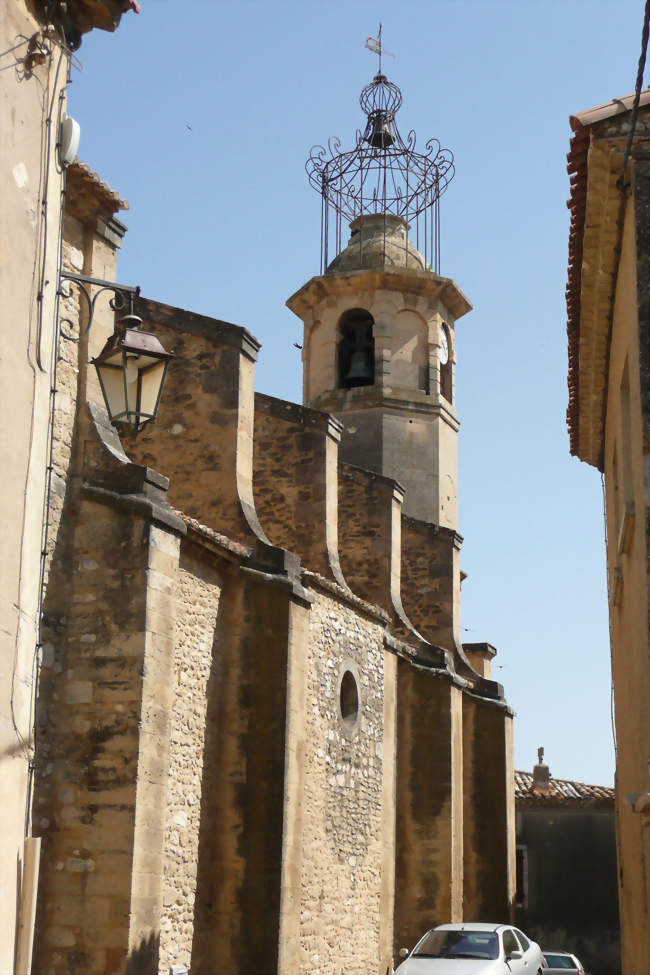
[306,72,455,274]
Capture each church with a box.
[3,5,514,972]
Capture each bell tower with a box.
[287,69,471,529]
[287,69,471,530]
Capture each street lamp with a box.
[92,313,173,433]
[59,272,174,433]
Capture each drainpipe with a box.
[15,837,41,975]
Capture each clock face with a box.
[440,326,449,365]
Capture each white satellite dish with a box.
[58,115,80,168]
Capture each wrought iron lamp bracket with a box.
[58,271,140,342]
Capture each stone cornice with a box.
[287,268,472,321]
[301,569,390,624]
[136,296,261,359]
[255,392,343,440]
[311,388,460,430]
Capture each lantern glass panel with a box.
[137,359,168,419]
[95,358,129,422]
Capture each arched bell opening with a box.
[337,308,375,389]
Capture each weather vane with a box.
[364,23,395,74]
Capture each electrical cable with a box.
[9,40,57,764]
[617,0,650,190]
[35,44,66,371]
[0,36,32,62]
[6,21,73,836]
[24,62,71,839]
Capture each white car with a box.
[541,951,585,974]
[395,922,545,975]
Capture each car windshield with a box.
[543,956,578,970]
[413,930,499,960]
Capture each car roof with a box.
[434,923,508,933]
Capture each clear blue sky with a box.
[67,0,647,787]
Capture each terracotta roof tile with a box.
[66,160,129,216]
[515,769,614,803]
[178,512,251,558]
[566,90,650,464]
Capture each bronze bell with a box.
[342,350,374,386]
[366,113,394,149]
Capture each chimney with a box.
[532,746,551,792]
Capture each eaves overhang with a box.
[566,91,650,469]
[38,0,139,36]
[65,160,129,224]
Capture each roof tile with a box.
[515,769,614,803]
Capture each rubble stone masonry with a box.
[298,586,395,975]
[159,547,223,971]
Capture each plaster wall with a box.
[603,175,650,974]
[515,805,619,975]
[0,6,70,963]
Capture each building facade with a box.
[6,16,516,973]
[514,755,619,975]
[566,91,650,974]
[1,3,137,971]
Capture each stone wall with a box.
[462,695,514,921]
[48,174,126,589]
[297,583,395,975]
[34,493,181,974]
[128,298,266,548]
[337,464,397,616]
[28,266,515,975]
[394,664,463,951]
[158,543,224,972]
[187,563,308,974]
[253,393,345,586]
[33,408,184,975]
[400,515,457,651]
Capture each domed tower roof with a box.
[326,214,427,273]
[306,68,455,275]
